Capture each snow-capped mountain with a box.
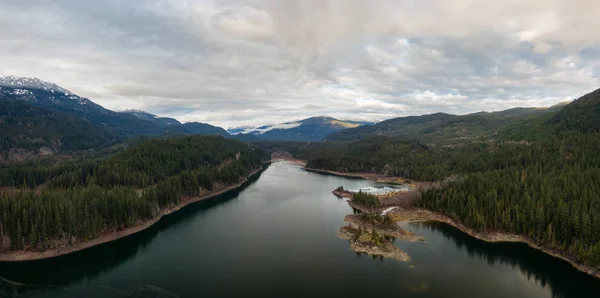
[0,76,71,93]
[0,76,94,106]
[228,116,374,141]
[0,76,228,137]
[228,122,302,135]
[120,109,182,127]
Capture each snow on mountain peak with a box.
[0,76,96,105]
[227,121,302,135]
[0,76,72,95]
[121,109,158,118]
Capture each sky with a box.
[1,0,599,128]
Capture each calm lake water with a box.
[1,161,599,298]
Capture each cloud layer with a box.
[1,0,599,127]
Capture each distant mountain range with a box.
[228,117,375,141]
[0,75,582,162]
[325,104,571,145]
[0,76,229,161]
[0,76,373,161]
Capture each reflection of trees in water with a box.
[1,283,181,298]
[414,222,600,298]
[0,171,265,296]
[354,251,384,262]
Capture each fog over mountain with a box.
[1,0,599,127]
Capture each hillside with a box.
[552,88,600,133]
[0,76,232,160]
[0,135,269,252]
[0,77,230,137]
[289,88,600,269]
[0,101,118,162]
[120,110,182,127]
[182,122,229,136]
[301,137,445,181]
[229,116,374,141]
[0,76,161,136]
[325,106,565,145]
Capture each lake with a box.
[1,161,599,298]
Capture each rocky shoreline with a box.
[388,207,600,279]
[344,214,425,242]
[337,225,411,262]
[0,167,265,262]
[333,182,600,279]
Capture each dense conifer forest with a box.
[277,88,600,268]
[0,136,268,251]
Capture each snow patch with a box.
[0,76,72,95]
[228,121,302,135]
[381,207,398,216]
[11,89,33,96]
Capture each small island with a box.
[344,214,425,242]
[337,225,410,262]
[335,187,425,261]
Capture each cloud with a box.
[1,0,599,128]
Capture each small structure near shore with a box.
[334,185,426,262]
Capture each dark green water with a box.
[1,161,599,298]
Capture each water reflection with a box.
[0,167,267,291]
[1,163,600,298]
[414,222,600,298]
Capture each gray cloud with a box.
[1,0,599,128]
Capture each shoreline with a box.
[305,167,377,180]
[337,225,411,262]
[344,214,425,243]
[0,167,265,262]
[329,171,600,280]
[306,167,432,189]
[270,157,307,167]
[391,208,600,279]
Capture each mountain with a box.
[325,105,567,145]
[0,76,163,135]
[0,76,231,161]
[120,110,229,136]
[228,116,374,141]
[120,110,182,127]
[0,100,117,162]
[182,122,229,136]
[0,76,229,135]
[552,88,600,133]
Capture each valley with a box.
[1,76,600,296]
[3,2,599,296]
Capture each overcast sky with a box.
[1,0,599,128]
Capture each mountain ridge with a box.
[324,102,571,144]
[227,116,375,141]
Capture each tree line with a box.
[293,104,600,267]
[0,136,269,251]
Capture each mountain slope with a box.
[0,76,231,139]
[325,106,565,145]
[0,76,161,136]
[182,122,229,136]
[120,110,182,127]
[229,116,374,141]
[552,88,600,133]
[0,100,117,162]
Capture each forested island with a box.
[266,88,600,277]
[0,136,269,260]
